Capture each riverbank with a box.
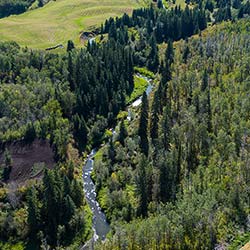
[81,72,155,249]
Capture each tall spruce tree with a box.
[27,187,40,239]
[136,155,148,217]
[138,92,149,156]
[118,119,128,146]
[147,34,159,72]
[150,90,160,144]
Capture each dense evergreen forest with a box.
[0,0,35,18]
[0,0,50,18]
[0,0,250,249]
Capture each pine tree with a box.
[166,39,174,65]
[27,187,40,238]
[38,0,43,7]
[42,170,61,245]
[183,40,190,63]
[150,90,160,144]
[138,92,149,156]
[67,40,75,52]
[67,161,75,181]
[71,179,84,207]
[118,120,127,146]
[201,68,208,92]
[64,195,76,223]
[68,52,75,91]
[161,105,171,151]
[159,158,172,202]
[147,34,159,72]
[63,176,71,197]
[136,155,148,217]
[73,114,88,151]
[162,40,174,83]
[2,149,12,181]
[108,139,116,165]
[24,122,36,143]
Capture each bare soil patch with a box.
[0,139,55,184]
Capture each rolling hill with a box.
[0,0,148,49]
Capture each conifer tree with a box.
[138,92,149,156]
[161,105,171,151]
[147,34,159,72]
[118,119,127,146]
[64,195,76,223]
[27,187,40,238]
[136,155,148,217]
[42,170,61,245]
[67,40,75,52]
[71,179,84,207]
[108,139,116,165]
[150,90,160,144]
[68,52,75,91]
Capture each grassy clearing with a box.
[127,75,148,104]
[163,0,187,9]
[134,67,155,79]
[0,0,148,49]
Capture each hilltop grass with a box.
[0,0,148,49]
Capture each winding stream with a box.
[81,74,153,249]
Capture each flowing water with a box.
[81,74,154,249]
[82,149,110,242]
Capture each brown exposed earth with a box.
[0,139,55,185]
[241,242,250,250]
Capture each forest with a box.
[0,0,35,18]
[0,0,250,249]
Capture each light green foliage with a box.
[126,75,148,104]
[95,19,250,249]
[0,0,149,49]
[134,67,155,79]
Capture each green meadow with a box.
[0,0,148,49]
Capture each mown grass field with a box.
[0,0,148,49]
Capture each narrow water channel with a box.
[82,149,110,241]
[81,74,154,248]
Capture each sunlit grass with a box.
[0,0,149,49]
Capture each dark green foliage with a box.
[1,2,250,249]
[24,123,36,143]
[72,114,88,151]
[67,40,75,52]
[38,0,43,7]
[63,195,76,223]
[118,120,127,146]
[150,89,160,143]
[107,139,116,164]
[238,1,250,18]
[161,105,171,151]
[136,156,148,217]
[71,179,84,207]
[138,92,149,156]
[159,156,172,202]
[27,188,40,238]
[95,19,250,250]
[162,40,174,84]
[26,165,84,247]
[67,51,75,90]
[103,4,207,44]
[182,40,190,63]
[214,5,232,22]
[1,149,12,181]
[0,0,34,18]
[147,34,159,72]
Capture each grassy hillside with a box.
[0,0,148,49]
